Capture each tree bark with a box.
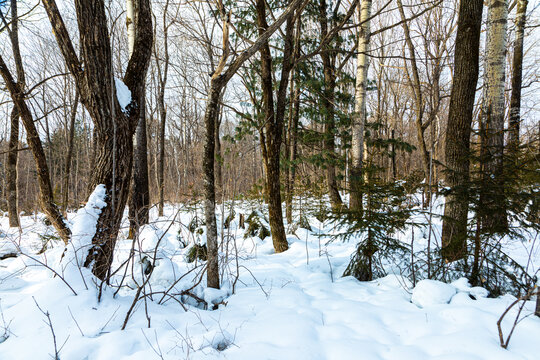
[256,0,296,253]
[62,91,79,214]
[508,0,528,161]
[286,74,300,224]
[203,80,223,289]
[319,0,343,210]
[128,0,150,236]
[0,0,70,240]
[129,93,150,234]
[155,1,170,218]
[201,0,304,286]
[480,0,509,233]
[397,0,431,207]
[7,106,20,227]
[350,0,371,212]
[43,0,152,280]
[4,0,24,228]
[441,0,483,261]
[0,56,71,243]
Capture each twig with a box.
[21,253,77,296]
[497,287,538,349]
[33,297,64,360]
[67,306,84,337]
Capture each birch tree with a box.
[480,0,509,233]
[349,0,371,212]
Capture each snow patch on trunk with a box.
[115,78,132,111]
[63,184,107,273]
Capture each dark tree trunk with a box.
[5,0,24,227]
[155,9,170,218]
[215,102,223,196]
[0,0,70,240]
[203,80,223,290]
[256,0,297,253]
[199,0,303,286]
[319,0,343,210]
[62,91,79,214]
[157,81,166,217]
[285,74,300,224]
[7,107,19,227]
[43,0,152,280]
[441,0,483,261]
[397,0,431,207]
[508,0,528,160]
[129,93,150,236]
[0,57,71,243]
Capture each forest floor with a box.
[0,193,539,360]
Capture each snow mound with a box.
[451,277,489,298]
[411,279,456,308]
[470,286,489,299]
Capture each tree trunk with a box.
[157,89,166,217]
[397,0,431,207]
[256,0,296,253]
[0,0,70,241]
[62,91,79,214]
[127,0,150,236]
[286,74,300,224]
[319,0,343,210]
[215,98,223,196]
[480,0,509,233]
[129,94,150,235]
[155,1,170,218]
[200,0,304,287]
[203,80,223,289]
[43,0,152,280]
[7,107,20,227]
[508,0,528,161]
[5,0,24,227]
[441,0,483,261]
[0,57,71,243]
[350,0,371,212]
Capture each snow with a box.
[0,198,539,359]
[115,78,132,111]
[67,185,107,265]
[411,279,457,308]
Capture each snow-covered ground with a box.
[0,197,539,360]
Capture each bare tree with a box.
[128,0,151,236]
[508,0,528,160]
[479,0,509,233]
[43,0,153,280]
[201,0,305,287]
[155,0,171,218]
[0,1,70,241]
[349,0,372,212]
[441,0,484,261]
[1,0,23,227]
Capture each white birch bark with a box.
[126,0,136,56]
[482,0,508,172]
[349,0,372,210]
[480,0,508,230]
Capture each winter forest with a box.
[0,0,539,358]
